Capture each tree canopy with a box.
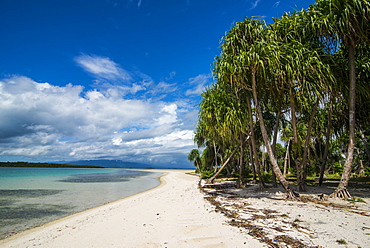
[190,0,370,199]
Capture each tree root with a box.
[329,188,352,199]
[286,190,300,200]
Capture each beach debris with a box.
[199,178,369,247]
[200,181,324,247]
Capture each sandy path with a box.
[0,170,264,248]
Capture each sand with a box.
[2,170,369,248]
[0,170,265,248]
[200,180,370,248]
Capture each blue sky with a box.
[0,0,313,168]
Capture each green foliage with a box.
[336,239,347,245]
[191,0,370,196]
[200,146,215,171]
[261,171,273,183]
[333,162,344,174]
[346,197,366,203]
[201,170,214,179]
[325,173,342,180]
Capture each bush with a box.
[261,171,273,183]
[201,170,214,179]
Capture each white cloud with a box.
[156,103,178,125]
[185,73,212,96]
[129,0,142,8]
[250,0,261,9]
[74,54,153,97]
[149,81,178,96]
[273,1,280,8]
[74,54,132,82]
[0,76,197,166]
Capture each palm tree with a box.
[272,11,335,191]
[188,149,201,172]
[312,0,370,198]
[196,81,250,183]
[193,0,369,199]
[232,18,298,198]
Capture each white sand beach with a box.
[1,170,369,248]
[200,180,370,248]
[0,170,265,248]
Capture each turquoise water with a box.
[0,167,161,239]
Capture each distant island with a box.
[62,160,155,169]
[0,161,104,169]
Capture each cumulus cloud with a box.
[0,76,197,166]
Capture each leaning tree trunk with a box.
[251,70,297,199]
[330,39,356,199]
[208,145,240,184]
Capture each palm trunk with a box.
[271,108,282,187]
[237,134,245,188]
[330,39,356,199]
[319,97,333,186]
[208,144,241,184]
[213,141,219,170]
[289,87,304,191]
[358,128,370,165]
[247,97,265,188]
[249,142,257,183]
[283,141,290,177]
[195,160,201,173]
[251,69,296,199]
[300,99,319,191]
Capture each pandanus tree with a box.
[196,81,250,184]
[272,11,335,191]
[310,0,370,198]
[188,149,201,173]
[193,0,369,200]
[218,18,298,198]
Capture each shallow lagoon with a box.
[0,167,161,239]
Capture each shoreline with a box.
[0,169,168,242]
[0,167,163,241]
[0,169,264,247]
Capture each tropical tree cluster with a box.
[189,0,370,199]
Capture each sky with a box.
[0,0,314,168]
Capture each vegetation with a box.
[189,0,370,199]
[0,161,104,169]
[336,239,347,245]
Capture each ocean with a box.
[0,167,162,239]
